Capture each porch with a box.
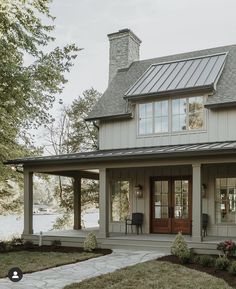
[5,141,236,252]
[25,228,236,254]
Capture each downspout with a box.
[93,121,99,150]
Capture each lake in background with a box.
[0,209,99,240]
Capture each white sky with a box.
[49,0,236,108]
[36,0,236,149]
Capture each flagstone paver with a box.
[0,249,165,289]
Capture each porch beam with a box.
[23,170,33,235]
[192,164,202,242]
[24,155,236,173]
[99,168,109,238]
[73,176,81,230]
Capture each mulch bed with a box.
[157,255,236,288]
[2,244,112,255]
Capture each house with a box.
[5,29,236,252]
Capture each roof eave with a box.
[205,101,236,109]
[4,147,236,166]
[85,112,133,122]
[124,85,215,101]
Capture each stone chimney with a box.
[107,29,141,84]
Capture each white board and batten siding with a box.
[99,106,236,150]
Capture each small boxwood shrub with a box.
[198,255,215,267]
[215,255,230,270]
[228,261,236,275]
[23,240,34,249]
[84,232,97,252]
[171,232,189,256]
[179,249,192,264]
[51,240,61,248]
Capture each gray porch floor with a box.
[37,228,235,244]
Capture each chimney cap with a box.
[107,28,142,44]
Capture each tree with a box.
[66,88,101,152]
[43,88,101,229]
[0,0,79,214]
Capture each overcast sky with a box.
[49,0,236,109]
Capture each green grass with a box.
[0,251,101,278]
[64,260,233,289]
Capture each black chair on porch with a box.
[202,213,209,237]
[125,213,144,235]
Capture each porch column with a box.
[73,176,81,230]
[99,168,109,238]
[192,164,202,242]
[23,170,33,235]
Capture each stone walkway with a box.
[0,249,165,289]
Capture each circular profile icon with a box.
[8,267,23,282]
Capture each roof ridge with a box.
[131,43,236,66]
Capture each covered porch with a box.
[25,228,236,254]
[5,141,236,252]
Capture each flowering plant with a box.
[217,240,236,256]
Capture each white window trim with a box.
[109,178,132,223]
[137,95,206,137]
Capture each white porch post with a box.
[192,164,202,242]
[73,176,81,230]
[23,170,33,235]
[99,168,109,238]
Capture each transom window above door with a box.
[138,96,204,135]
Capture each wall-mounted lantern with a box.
[134,185,143,199]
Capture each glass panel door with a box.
[174,180,189,219]
[154,181,169,219]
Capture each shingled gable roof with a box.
[86,44,236,121]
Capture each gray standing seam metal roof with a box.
[86,44,236,121]
[125,53,227,98]
[4,141,236,165]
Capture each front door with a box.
[150,177,192,234]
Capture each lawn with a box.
[64,260,233,289]
[0,250,101,278]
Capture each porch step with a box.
[101,237,219,255]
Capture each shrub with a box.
[198,255,215,267]
[215,255,230,270]
[179,249,192,264]
[51,240,61,248]
[23,240,34,249]
[193,254,200,264]
[228,261,236,275]
[171,232,189,257]
[0,241,7,252]
[10,237,23,246]
[217,240,236,257]
[84,232,97,252]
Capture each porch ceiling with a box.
[4,141,236,166]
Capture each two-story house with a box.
[6,29,236,252]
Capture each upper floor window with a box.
[138,96,204,135]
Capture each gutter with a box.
[85,112,133,122]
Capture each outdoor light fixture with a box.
[134,185,143,198]
[201,183,207,198]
